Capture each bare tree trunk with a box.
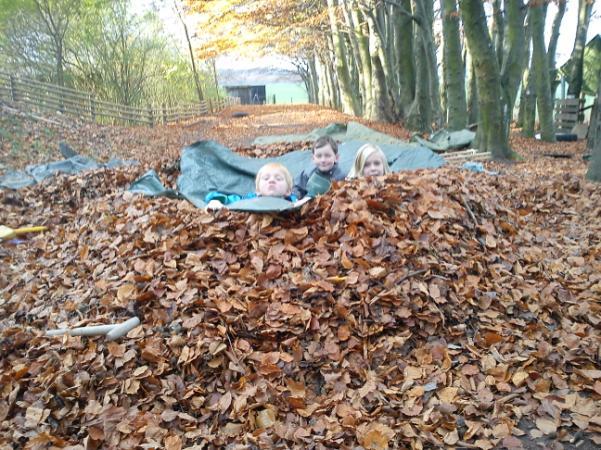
[460,0,511,159]
[309,55,320,103]
[413,0,441,128]
[530,2,555,141]
[567,0,593,97]
[325,36,341,109]
[173,0,204,102]
[442,0,467,130]
[406,29,432,132]
[492,0,504,68]
[395,0,415,113]
[517,21,533,128]
[586,69,601,181]
[342,0,366,114]
[212,58,220,100]
[365,4,395,121]
[521,67,536,137]
[500,0,526,125]
[547,0,567,98]
[326,0,360,115]
[466,49,479,125]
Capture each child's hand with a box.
[293,197,311,207]
[205,199,225,211]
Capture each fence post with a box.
[9,75,17,102]
[57,86,65,113]
[162,103,167,124]
[147,105,154,127]
[208,99,213,114]
[89,95,96,121]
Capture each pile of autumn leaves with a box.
[1,163,600,449]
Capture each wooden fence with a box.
[0,71,238,127]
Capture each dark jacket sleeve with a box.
[330,164,346,181]
[293,169,312,199]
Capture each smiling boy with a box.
[293,136,345,198]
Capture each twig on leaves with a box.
[462,195,478,226]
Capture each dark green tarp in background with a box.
[252,121,407,146]
[0,155,137,190]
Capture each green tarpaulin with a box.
[130,138,446,211]
[252,121,410,146]
[251,120,474,153]
[560,34,601,97]
[411,129,475,152]
[0,155,137,190]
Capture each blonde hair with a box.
[347,144,391,179]
[255,163,293,193]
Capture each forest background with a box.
[0,0,600,165]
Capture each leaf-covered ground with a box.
[0,103,410,172]
[0,104,600,449]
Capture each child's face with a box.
[257,168,291,197]
[312,144,338,172]
[363,153,386,177]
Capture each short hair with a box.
[313,136,338,155]
[347,143,391,179]
[255,163,293,192]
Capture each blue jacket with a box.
[204,191,298,205]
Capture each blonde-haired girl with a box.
[254,162,294,197]
[347,144,391,179]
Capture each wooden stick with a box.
[461,195,478,225]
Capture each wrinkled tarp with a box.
[0,155,138,190]
[560,34,600,97]
[130,139,446,211]
[411,129,475,152]
[252,121,410,146]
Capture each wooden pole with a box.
[89,95,96,121]
[147,105,154,127]
[9,75,17,102]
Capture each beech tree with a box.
[587,69,601,181]
[442,0,467,130]
[530,1,555,141]
[547,0,567,97]
[189,0,594,154]
[459,0,511,158]
[500,0,526,124]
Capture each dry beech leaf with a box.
[256,408,277,429]
[535,418,558,435]
[437,387,458,403]
[164,435,182,450]
[357,422,395,450]
[116,284,136,302]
